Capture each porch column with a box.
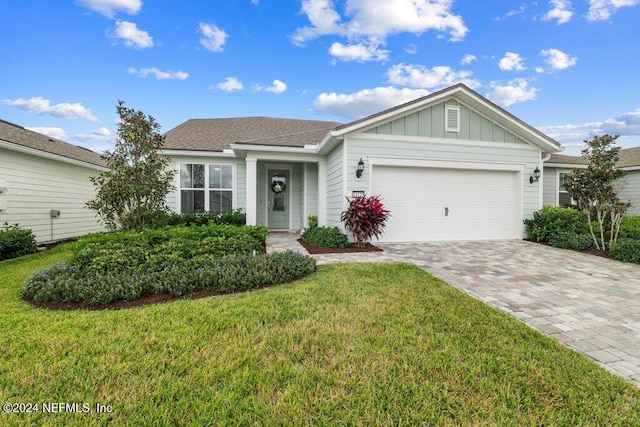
[317,160,327,227]
[246,158,257,225]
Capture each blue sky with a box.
[1,0,639,155]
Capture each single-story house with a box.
[543,148,640,214]
[0,119,107,242]
[163,83,563,242]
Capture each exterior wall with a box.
[325,144,344,228]
[344,134,541,237]
[619,170,640,215]
[542,166,558,206]
[304,163,318,227]
[0,146,106,242]
[364,100,528,145]
[164,155,246,214]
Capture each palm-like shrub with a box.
[341,195,390,247]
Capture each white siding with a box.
[344,134,541,238]
[305,163,318,225]
[326,145,344,228]
[542,166,558,206]
[0,147,106,242]
[619,170,640,215]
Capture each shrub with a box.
[341,195,390,247]
[548,231,593,250]
[301,226,349,248]
[161,209,246,227]
[524,206,589,242]
[620,215,640,240]
[0,223,37,261]
[23,251,316,305]
[609,239,640,263]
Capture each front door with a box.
[267,170,289,229]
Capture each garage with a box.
[371,165,521,242]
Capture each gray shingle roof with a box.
[0,119,106,167]
[548,147,640,168]
[163,117,343,151]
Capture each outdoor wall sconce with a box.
[529,167,541,184]
[356,158,365,178]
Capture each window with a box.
[558,172,573,207]
[445,105,460,133]
[180,163,233,213]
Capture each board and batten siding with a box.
[619,170,640,215]
[364,100,528,145]
[344,134,542,235]
[0,147,106,242]
[164,155,246,214]
[325,144,344,228]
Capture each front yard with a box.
[1,246,639,425]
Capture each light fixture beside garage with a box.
[356,158,365,178]
[529,167,541,184]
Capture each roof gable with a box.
[332,84,561,153]
[0,119,106,167]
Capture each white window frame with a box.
[177,162,236,213]
[445,105,461,133]
[556,170,574,207]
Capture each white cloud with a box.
[199,22,228,52]
[328,41,389,62]
[461,54,477,65]
[386,63,481,90]
[494,4,528,21]
[540,48,578,71]
[2,97,99,122]
[540,108,640,141]
[292,0,468,53]
[405,43,418,54]
[543,0,573,24]
[127,67,189,80]
[485,79,539,106]
[587,0,639,21]
[313,86,430,119]
[77,0,142,18]
[75,127,113,141]
[499,52,526,71]
[216,77,244,92]
[112,21,153,49]
[25,127,69,141]
[254,79,287,95]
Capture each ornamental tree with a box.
[565,134,629,250]
[87,101,176,230]
[341,195,391,247]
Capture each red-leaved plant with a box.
[341,195,391,247]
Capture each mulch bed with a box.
[22,284,277,312]
[297,239,383,254]
[532,241,609,258]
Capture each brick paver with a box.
[267,232,640,387]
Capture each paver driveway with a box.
[267,234,640,387]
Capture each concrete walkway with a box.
[266,232,640,387]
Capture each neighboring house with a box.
[163,84,562,242]
[543,148,640,215]
[0,119,107,242]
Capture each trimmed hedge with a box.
[524,206,589,242]
[23,251,316,305]
[548,231,593,250]
[609,239,640,264]
[0,223,37,261]
[160,209,246,227]
[301,226,349,248]
[620,215,640,240]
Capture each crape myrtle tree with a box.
[87,101,176,230]
[565,134,629,250]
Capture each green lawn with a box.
[1,247,639,426]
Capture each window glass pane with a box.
[210,190,232,212]
[209,165,221,189]
[181,164,204,189]
[221,165,233,189]
[181,190,204,213]
[559,173,568,191]
[559,192,572,207]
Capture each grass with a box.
[1,247,639,426]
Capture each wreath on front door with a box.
[271,180,286,194]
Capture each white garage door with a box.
[372,166,521,242]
